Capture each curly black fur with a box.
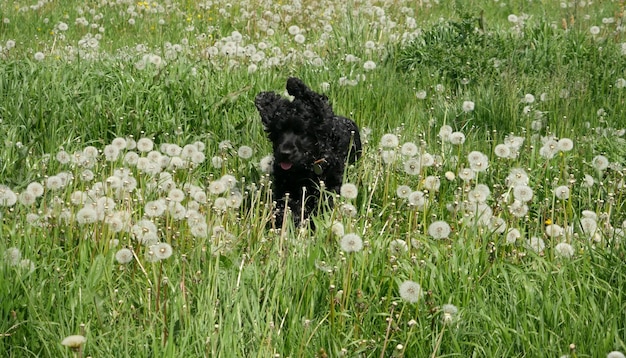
[255,77,361,227]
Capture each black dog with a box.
[255,77,361,227]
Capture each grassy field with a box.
[1,0,626,357]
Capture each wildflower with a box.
[389,239,408,256]
[616,78,626,89]
[589,26,600,35]
[380,133,399,148]
[403,158,421,175]
[137,138,154,152]
[419,153,435,167]
[400,142,418,157]
[557,138,574,152]
[331,221,345,237]
[34,52,45,61]
[111,137,127,150]
[132,219,158,244]
[461,100,475,112]
[407,190,426,209]
[208,180,227,195]
[123,152,139,166]
[581,210,597,220]
[238,145,253,159]
[340,203,357,217]
[4,247,21,266]
[441,304,458,324]
[381,150,397,164]
[144,200,167,217]
[448,131,466,145]
[213,197,228,211]
[115,248,134,264]
[363,60,376,71]
[490,217,507,234]
[399,280,422,303]
[211,156,224,168]
[428,220,451,239]
[439,125,453,142]
[19,191,37,206]
[46,176,64,190]
[26,182,44,197]
[545,224,564,238]
[513,185,534,202]
[579,217,598,237]
[527,236,545,253]
[467,151,489,172]
[507,168,529,187]
[494,144,511,158]
[56,150,71,164]
[226,192,243,208]
[396,185,412,198]
[505,228,521,244]
[554,185,570,200]
[539,139,559,159]
[469,184,491,204]
[260,155,274,173]
[458,168,475,182]
[523,93,535,103]
[554,242,574,258]
[76,207,98,224]
[423,176,441,192]
[340,183,358,199]
[340,233,363,253]
[444,171,456,181]
[153,242,173,260]
[415,90,427,99]
[168,188,185,202]
[0,185,17,207]
[591,155,609,171]
[507,14,519,23]
[288,25,300,35]
[607,352,626,358]
[61,335,86,350]
[579,174,594,188]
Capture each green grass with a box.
[1,0,626,357]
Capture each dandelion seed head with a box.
[340,183,358,199]
[527,236,545,253]
[555,242,575,258]
[403,158,421,175]
[380,133,399,148]
[400,142,418,157]
[554,185,570,200]
[399,280,422,303]
[340,233,363,253]
[449,131,466,145]
[389,239,408,256]
[153,242,173,260]
[428,220,451,239]
[115,248,134,264]
[61,335,86,349]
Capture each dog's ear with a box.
[255,91,282,128]
[286,77,333,121]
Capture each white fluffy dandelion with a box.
[380,133,399,148]
[554,185,570,200]
[340,183,358,199]
[399,280,422,303]
[340,233,363,253]
[428,220,452,239]
[554,242,574,258]
[115,248,134,264]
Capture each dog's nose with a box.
[279,143,295,156]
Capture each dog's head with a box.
[255,78,333,171]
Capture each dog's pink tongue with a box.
[280,162,293,170]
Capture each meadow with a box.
[1,0,626,356]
